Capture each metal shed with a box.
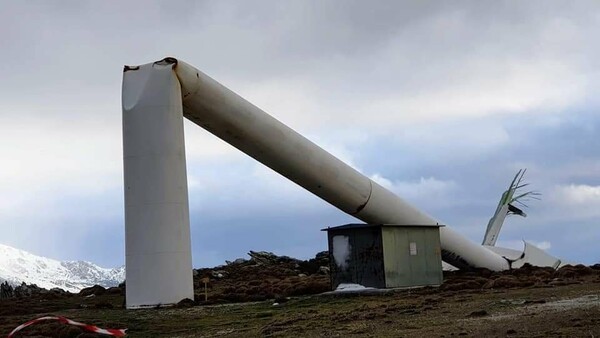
[323,223,444,289]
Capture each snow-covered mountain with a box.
[0,244,124,293]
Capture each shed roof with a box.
[321,223,445,231]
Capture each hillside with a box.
[0,250,599,337]
[0,244,124,292]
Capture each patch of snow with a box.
[0,244,124,292]
[334,283,374,292]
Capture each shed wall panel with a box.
[351,227,385,288]
[381,227,409,287]
[382,227,443,287]
[425,229,443,284]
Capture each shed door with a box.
[351,227,385,288]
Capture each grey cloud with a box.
[1,1,599,267]
[352,110,600,262]
[2,1,599,117]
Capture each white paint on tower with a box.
[332,235,351,270]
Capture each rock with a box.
[248,251,279,265]
[482,276,524,289]
[80,285,106,297]
[49,287,68,295]
[315,251,329,261]
[226,258,248,265]
[468,310,488,317]
[39,287,68,300]
[14,282,45,298]
[0,281,14,299]
[248,251,300,266]
[211,270,227,278]
[297,251,329,275]
[298,274,307,277]
[555,264,595,279]
[319,266,330,275]
[176,298,196,308]
[107,287,123,295]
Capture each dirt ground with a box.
[1,258,599,337]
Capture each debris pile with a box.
[193,251,331,304]
[441,264,600,292]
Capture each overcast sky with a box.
[1,1,598,268]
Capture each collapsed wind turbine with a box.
[122,57,561,308]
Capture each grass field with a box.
[2,277,599,337]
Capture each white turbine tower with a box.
[122,60,193,308]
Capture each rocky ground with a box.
[0,251,599,337]
[192,250,331,304]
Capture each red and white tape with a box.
[7,316,127,337]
